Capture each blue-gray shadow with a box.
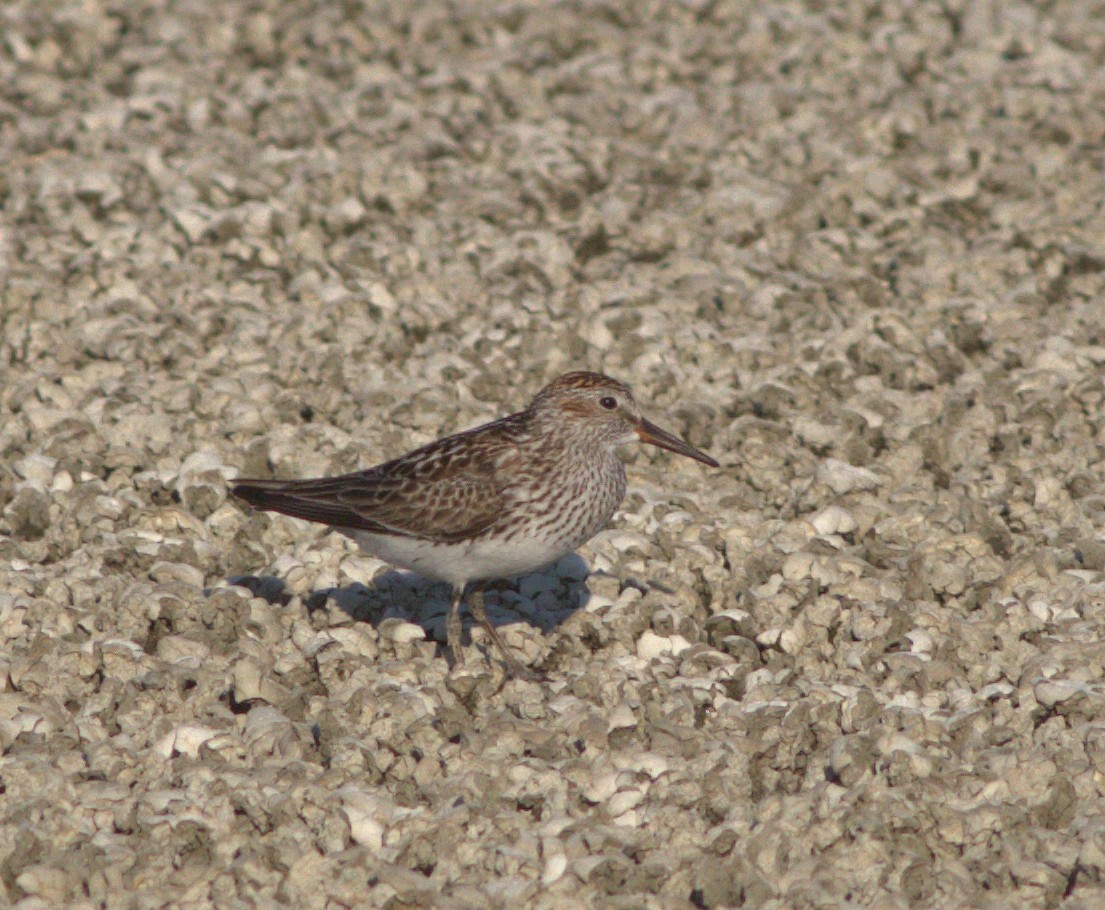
[227,553,592,642]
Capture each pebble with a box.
[817,459,882,494]
[3,2,1097,906]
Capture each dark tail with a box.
[231,477,367,529]
[231,478,299,511]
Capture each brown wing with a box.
[231,418,523,543]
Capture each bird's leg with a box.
[468,585,546,681]
[447,584,465,667]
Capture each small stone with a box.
[637,630,673,660]
[325,197,368,235]
[817,459,882,494]
[171,206,214,244]
[13,455,57,486]
[810,505,858,536]
[379,619,425,644]
[1034,679,1089,708]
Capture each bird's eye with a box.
[599,396,617,410]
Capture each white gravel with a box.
[3,0,1105,908]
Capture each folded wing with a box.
[232,427,519,543]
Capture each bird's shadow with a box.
[226,553,592,644]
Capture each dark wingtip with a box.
[230,480,277,509]
[228,476,368,530]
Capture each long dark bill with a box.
[636,419,719,467]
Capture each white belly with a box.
[347,530,574,589]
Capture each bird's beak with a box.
[636,418,719,467]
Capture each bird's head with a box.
[529,371,718,467]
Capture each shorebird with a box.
[231,371,718,677]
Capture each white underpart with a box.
[347,530,578,589]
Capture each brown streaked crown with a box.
[529,372,633,410]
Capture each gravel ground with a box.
[3,1,1105,908]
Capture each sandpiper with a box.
[232,371,718,676]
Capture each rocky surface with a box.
[3,0,1105,907]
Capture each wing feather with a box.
[232,417,525,543]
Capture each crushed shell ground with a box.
[3,1,1105,908]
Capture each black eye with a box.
[599,396,617,410]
